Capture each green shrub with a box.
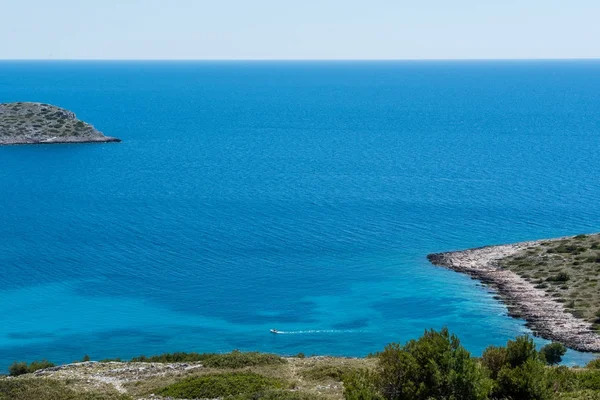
[587,358,600,369]
[203,350,286,368]
[555,245,586,254]
[8,360,54,376]
[481,335,552,399]
[130,352,204,362]
[131,350,285,368]
[8,362,28,377]
[506,335,540,368]
[481,345,508,379]
[342,369,384,400]
[345,328,492,400]
[496,358,550,400]
[301,365,352,381]
[547,366,579,393]
[547,272,570,282]
[157,372,284,399]
[540,342,567,365]
[576,369,600,391]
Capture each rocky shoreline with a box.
[0,102,120,145]
[428,239,600,352]
[1,136,122,145]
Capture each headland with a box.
[428,233,600,352]
[0,102,120,145]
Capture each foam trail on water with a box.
[273,330,360,335]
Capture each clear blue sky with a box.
[2,0,599,60]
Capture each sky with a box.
[1,0,599,60]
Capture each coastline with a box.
[0,102,121,145]
[0,136,121,145]
[428,238,600,353]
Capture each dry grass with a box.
[0,356,377,400]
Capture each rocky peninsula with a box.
[0,102,120,145]
[428,234,600,352]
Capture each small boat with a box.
[270,329,279,334]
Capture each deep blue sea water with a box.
[1,61,599,370]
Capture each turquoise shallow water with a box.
[1,61,599,370]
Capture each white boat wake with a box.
[271,329,359,335]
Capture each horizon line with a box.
[1,57,600,62]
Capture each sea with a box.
[1,60,599,371]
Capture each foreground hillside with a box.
[2,330,599,400]
[0,102,120,145]
[0,353,373,400]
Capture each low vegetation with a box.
[157,372,285,399]
[541,343,568,366]
[343,330,600,400]
[0,102,118,144]
[301,365,354,381]
[131,349,286,368]
[0,378,131,400]
[8,360,55,377]
[1,334,599,399]
[499,233,600,331]
[0,102,95,140]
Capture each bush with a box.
[496,358,550,400]
[549,245,586,255]
[481,336,551,399]
[131,350,285,368]
[8,362,29,377]
[342,369,384,400]
[574,369,600,391]
[157,372,284,399]
[301,365,352,381]
[344,328,492,400]
[547,366,579,393]
[547,272,570,282]
[203,350,286,369]
[130,351,204,363]
[540,342,567,365]
[506,335,540,367]
[481,346,508,379]
[587,358,600,369]
[8,360,55,376]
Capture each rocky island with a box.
[0,102,120,145]
[428,233,600,352]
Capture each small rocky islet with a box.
[0,102,120,145]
